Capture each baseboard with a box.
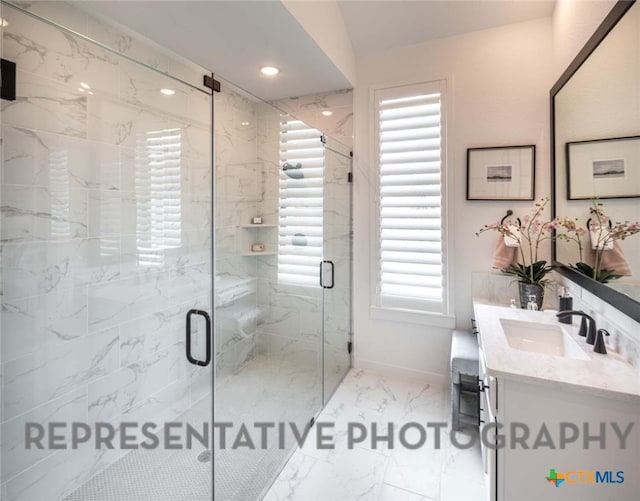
[354,357,447,385]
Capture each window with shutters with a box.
[374,81,447,314]
[278,119,324,286]
[135,127,183,267]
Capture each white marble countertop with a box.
[473,299,640,402]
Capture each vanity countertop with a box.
[473,299,640,402]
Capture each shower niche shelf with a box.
[241,250,277,257]
[239,222,277,256]
[240,223,277,228]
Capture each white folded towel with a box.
[503,224,520,248]
[590,227,613,251]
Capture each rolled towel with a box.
[599,240,632,276]
[492,236,516,270]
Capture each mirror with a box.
[552,0,640,322]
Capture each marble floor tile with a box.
[266,369,487,501]
[266,446,388,501]
[261,451,320,501]
[378,484,435,501]
[440,430,487,501]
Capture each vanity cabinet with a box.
[486,377,639,501]
[478,344,498,501]
[474,302,640,501]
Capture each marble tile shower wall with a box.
[253,102,323,371]
[0,6,212,500]
[212,85,353,379]
[252,102,352,378]
[12,0,206,91]
[271,89,354,149]
[213,85,262,379]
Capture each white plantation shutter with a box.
[375,81,446,312]
[136,128,183,267]
[278,119,324,286]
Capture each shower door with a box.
[322,139,353,403]
[0,4,214,500]
[212,80,326,500]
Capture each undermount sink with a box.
[499,318,589,360]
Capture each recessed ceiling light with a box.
[160,88,176,96]
[0,18,9,28]
[79,82,91,90]
[241,121,250,126]
[260,66,279,77]
[78,87,85,93]
[87,91,94,96]
[321,110,333,116]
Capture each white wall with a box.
[352,17,554,381]
[283,0,356,85]
[552,0,617,79]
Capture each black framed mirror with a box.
[551,0,640,323]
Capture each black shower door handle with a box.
[319,260,335,289]
[186,309,212,367]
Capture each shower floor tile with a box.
[63,354,321,501]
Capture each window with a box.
[278,119,324,286]
[136,127,183,267]
[374,81,447,313]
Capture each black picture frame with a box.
[550,0,640,324]
[566,135,640,200]
[466,145,535,201]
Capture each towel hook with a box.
[500,209,521,226]
[500,210,513,225]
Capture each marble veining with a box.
[2,388,86,483]
[2,5,354,499]
[1,5,214,499]
[265,369,485,501]
[270,89,353,148]
[554,273,640,371]
[2,70,88,138]
[474,300,640,401]
[3,10,119,92]
[2,286,88,361]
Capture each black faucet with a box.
[594,329,610,354]
[556,310,597,345]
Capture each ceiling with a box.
[83,1,352,101]
[338,0,556,56]
[82,1,556,101]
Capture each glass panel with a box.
[322,140,353,404]
[1,4,213,500]
[213,78,323,500]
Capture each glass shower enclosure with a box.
[0,4,214,500]
[212,79,353,500]
[0,3,352,500]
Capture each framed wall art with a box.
[566,136,640,199]
[466,145,535,201]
